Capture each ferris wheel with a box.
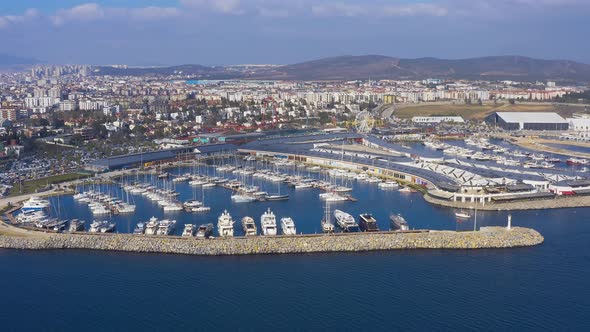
[355,111,374,134]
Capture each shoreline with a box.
[0,224,544,256]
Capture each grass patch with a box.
[9,172,91,197]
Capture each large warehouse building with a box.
[485,112,569,131]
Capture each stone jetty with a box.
[0,227,544,256]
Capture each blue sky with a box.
[1,0,590,65]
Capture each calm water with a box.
[2,164,590,330]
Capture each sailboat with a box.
[266,171,289,201]
[321,200,334,233]
[192,185,211,212]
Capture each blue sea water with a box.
[2,164,590,330]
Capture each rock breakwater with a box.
[0,227,544,256]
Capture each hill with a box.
[91,55,590,81]
[265,55,590,81]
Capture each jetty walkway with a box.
[0,222,544,255]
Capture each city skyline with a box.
[1,0,590,66]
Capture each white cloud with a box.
[47,3,181,26]
[181,0,243,14]
[311,2,448,17]
[0,8,39,29]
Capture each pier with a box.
[0,222,544,255]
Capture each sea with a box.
[2,160,590,330]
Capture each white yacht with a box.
[378,181,399,189]
[280,217,297,235]
[183,200,202,209]
[157,220,177,235]
[182,224,196,237]
[144,217,160,235]
[260,208,277,236]
[21,197,50,212]
[231,193,257,203]
[163,202,183,212]
[241,216,257,236]
[334,209,360,232]
[217,210,234,237]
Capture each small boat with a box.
[241,217,257,236]
[68,219,85,232]
[182,224,196,237]
[455,211,471,219]
[358,213,379,232]
[378,181,399,189]
[280,217,297,235]
[183,200,202,209]
[399,187,416,193]
[156,220,177,235]
[157,172,169,179]
[133,222,146,235]
[390,214,409,231]
[196,223,214,239]
[192,206,211,213]
[266,194,289,201]
[231,193,257,203]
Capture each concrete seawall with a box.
[0,227,544,256]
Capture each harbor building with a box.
[485,112,569,131]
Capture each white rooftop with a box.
[496,112,567,124]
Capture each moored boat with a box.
[390,214,409,231]
[358,213,379,232]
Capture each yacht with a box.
[390,214,409,231]
[68,219,85,232]
[144,217,160,235]
[163,203,183,212]
[294,182,313,189]
[217,210,234,237]
[455,211,471,219]
[196,223,214,239]
[260,208,277,236]
[398,187,415,194]
[319,192,348,202]
[89,220,116,233]
[192,206,211,213]
[266,194,289,201]
[133,222,146,235]
[231,193,257,203]
[334,209,359,232]
[241,217,257,236]
[21,197,50,212]
[280,217,297,235]
[378,181,399,189]
[182,224,196,237]
[358,213,379,232]
[183,200,202,209]
[157,220,177,235]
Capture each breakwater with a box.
[0,227,544,255]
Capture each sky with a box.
[1,0,590,66]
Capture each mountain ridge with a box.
[91,55,590,81]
